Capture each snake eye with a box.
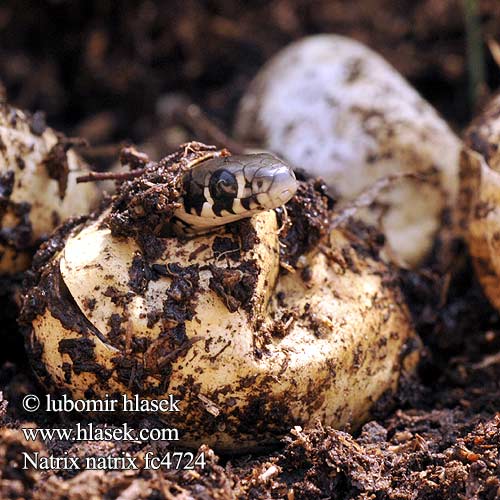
[209,169,238,199]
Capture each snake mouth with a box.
[263,168,298,208]
[277,187,296,204]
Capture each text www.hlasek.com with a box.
[22,422,178,443]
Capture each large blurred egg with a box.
[235,35,462,268]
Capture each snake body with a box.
[174,153,297,233]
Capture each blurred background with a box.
[1,0,500,153]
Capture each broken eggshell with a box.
[235,34,462,268]
[21,145,419,453]
[0,103,100,274]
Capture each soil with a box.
[2,1,500,499]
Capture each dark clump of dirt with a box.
[212,236,241,262]
[58,337,111,384]
[41,135,87,200]
[226,218,260,254]
[209,260,259,313]
[20,215,89,326]
[277,179,331,270]
[0,169,34,254]
[161,262,200,329]
[103,142,228,261]
[128,252,154,295]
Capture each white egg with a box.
[235,34,462,268]
[0,104,100,274]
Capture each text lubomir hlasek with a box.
[43,394,181,413]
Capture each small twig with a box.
[487,37,500,68]
[280,261,295,273]
[439,272,452,308]
[329,170,434,230]
[77,142,127,161]
[472,351,500,370]
[197,394,221,417]
[76,169,146,183]
[259,465,280,482]
[277,204,291,235]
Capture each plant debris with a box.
[277,180,331,270]
[103,142,228,260]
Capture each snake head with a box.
[248,155,298,209]
[177,153,298,232]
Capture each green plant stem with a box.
[464,0,486,108]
